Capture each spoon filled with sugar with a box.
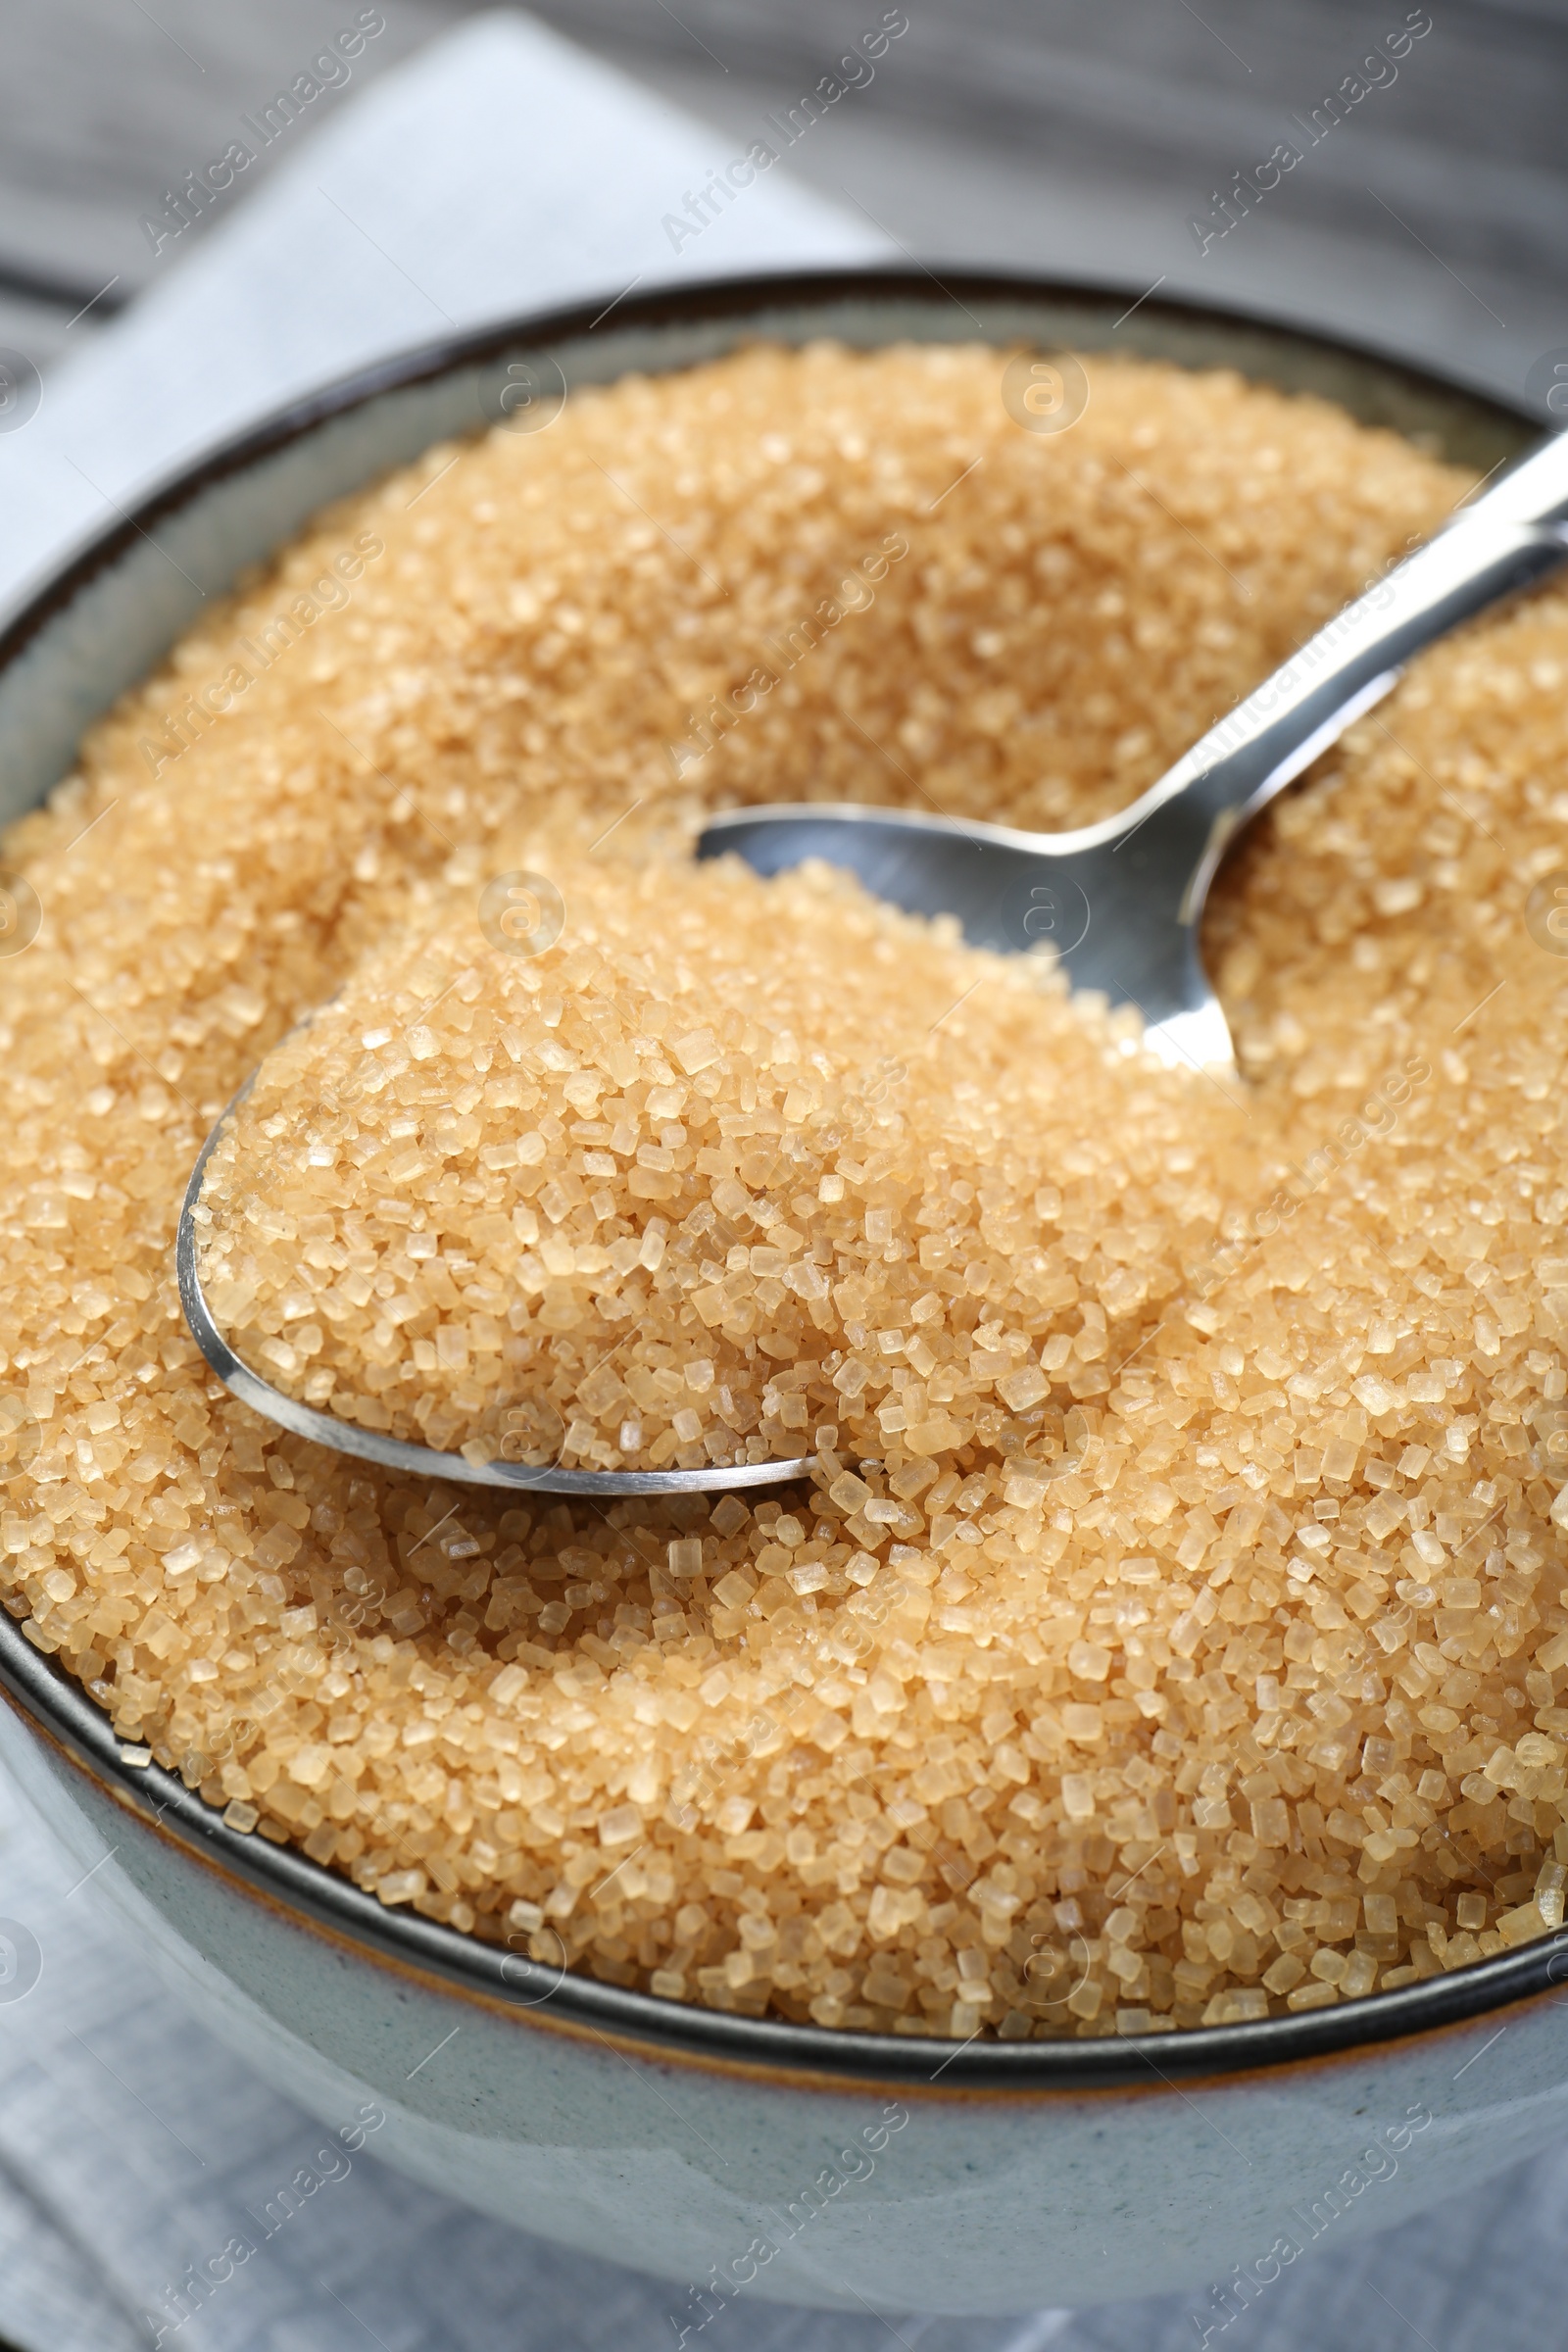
[177,1057,817,1499]
[178,422,1568,1494]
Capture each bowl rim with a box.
[2,261,1562,2093]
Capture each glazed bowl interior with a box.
[0,267,1559,2091]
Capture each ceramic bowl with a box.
[2,270,1565,2322]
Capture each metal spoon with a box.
[701,431,1568,1071]
[177,426,1568,1495]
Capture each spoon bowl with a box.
[174,1095,815,1495]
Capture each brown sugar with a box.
[3,339,1568,2039]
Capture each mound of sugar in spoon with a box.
[190,849,1212,1474]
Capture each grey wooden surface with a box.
[0,1,1564,399]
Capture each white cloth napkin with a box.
[0,7,883,621]
[1,15,1563,2348]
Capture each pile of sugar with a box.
[5,338,1568,2041]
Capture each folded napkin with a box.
[1,16,1562,2349]
[0,8,884,621]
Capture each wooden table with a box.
[0,0,1561,410]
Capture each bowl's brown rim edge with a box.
[6,1620,1567,2097]
[0,262,1539,667]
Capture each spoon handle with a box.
[1143,432,1568,919]
[698,427,1568,1066]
